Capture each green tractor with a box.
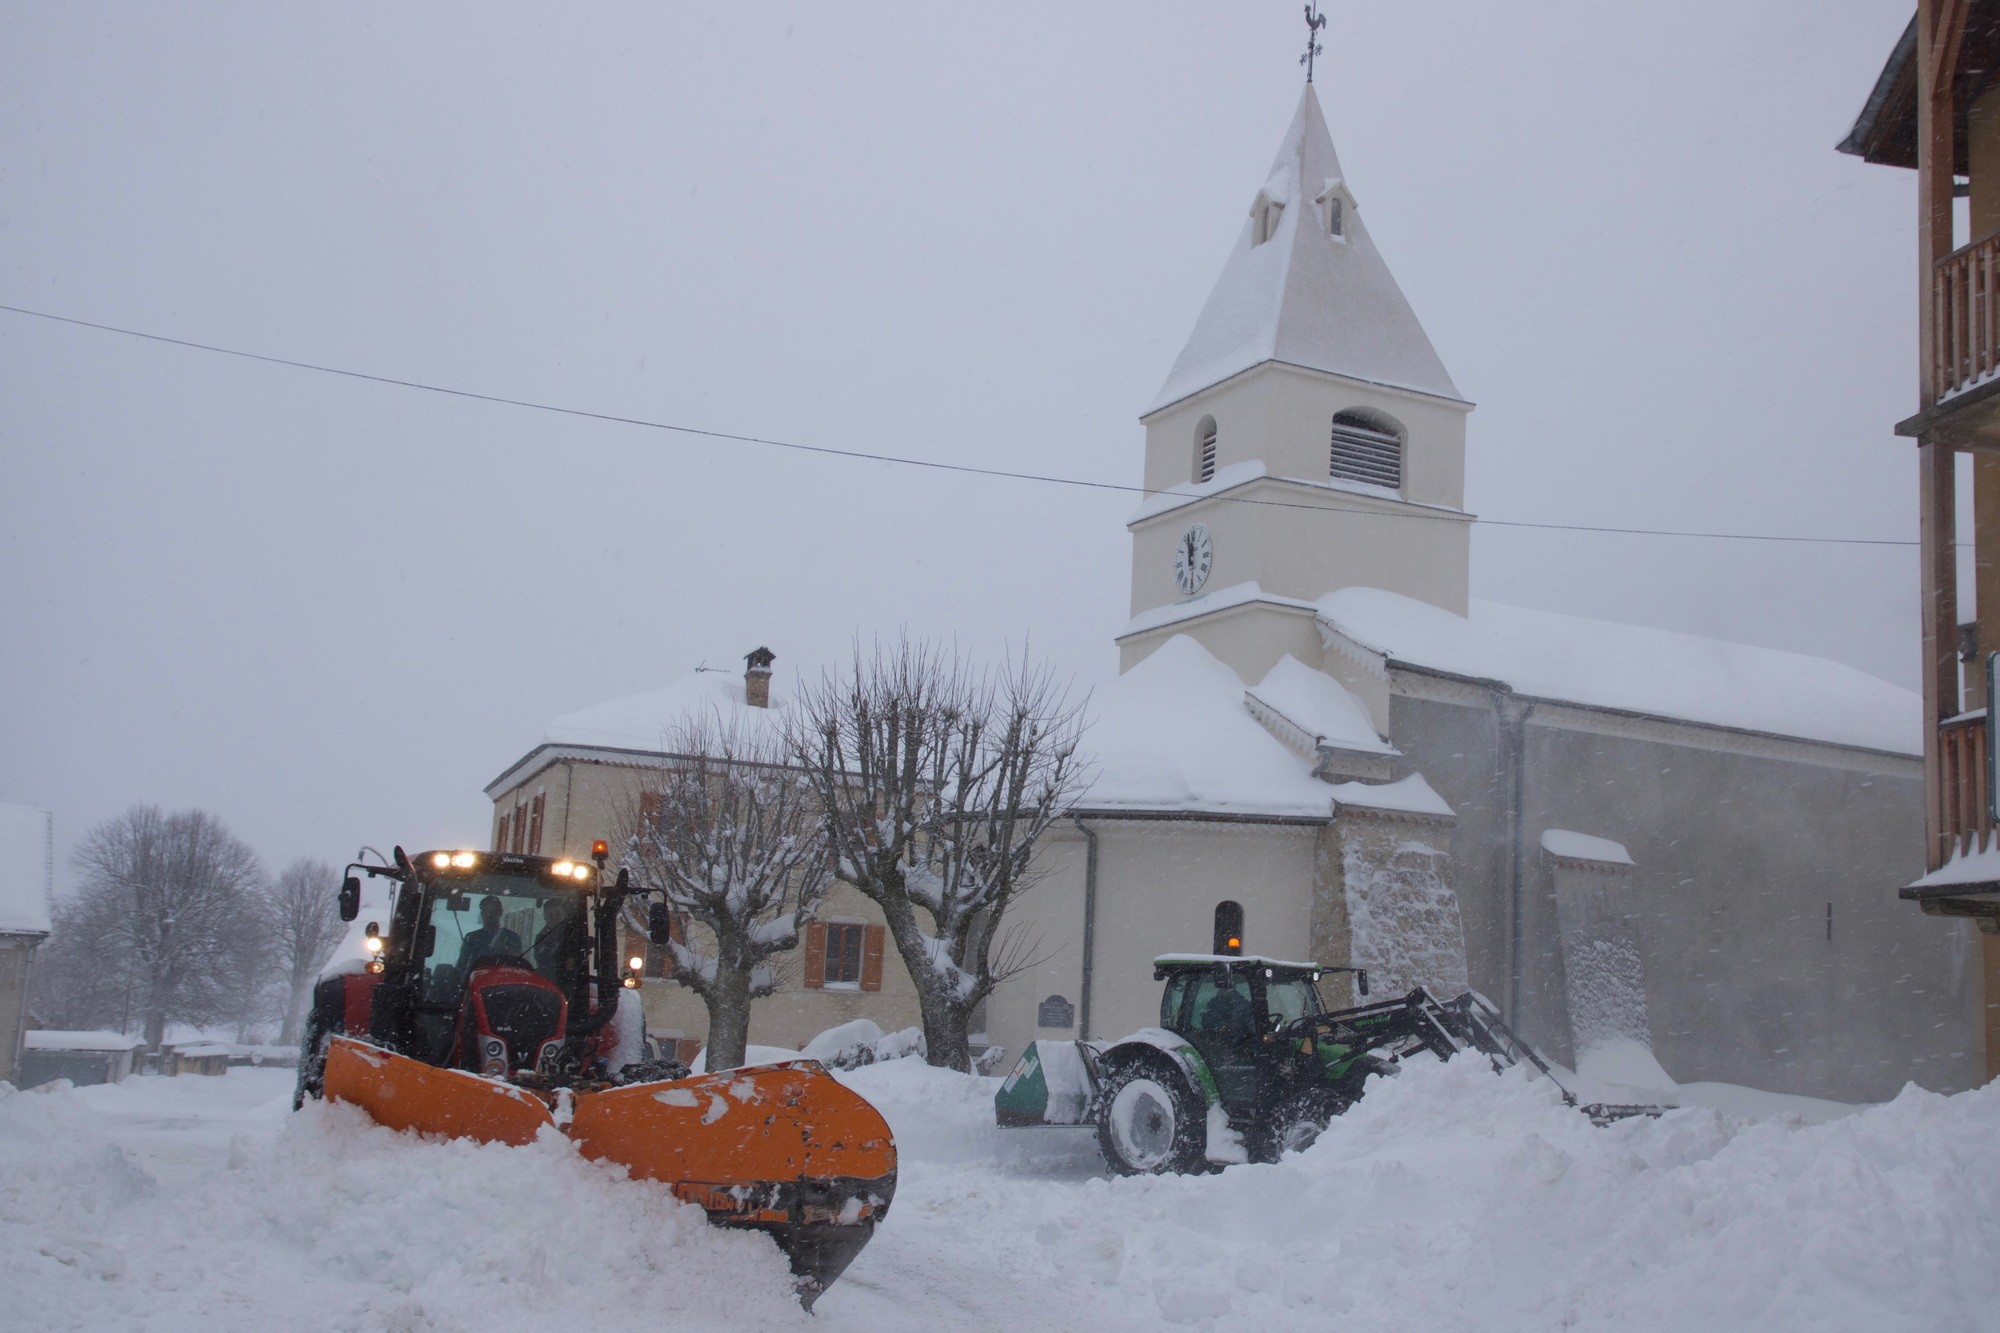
[997,937,1630,1174]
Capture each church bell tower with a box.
[1118,86,1474,688]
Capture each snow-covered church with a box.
[986,88,1985,1103]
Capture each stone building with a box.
[983,87,1985,1103]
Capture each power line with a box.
[0,299,1935,549]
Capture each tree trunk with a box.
[703,966,755,1072]
[143,1005,167,1052]
[919,990,973,1073]
[878,900,976,1072]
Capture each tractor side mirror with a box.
[338,876,361,922]
[648,901,675,948]
[1357,969,1369,997]
[417,923,437,958]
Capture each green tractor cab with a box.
[998,951,1651,1175]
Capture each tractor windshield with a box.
[420,875,588,1006]
[1263,974,1321,1028]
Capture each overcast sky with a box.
[0,2,1927,890]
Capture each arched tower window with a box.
[1329,408,1404,491]
[1194,416,1217,483]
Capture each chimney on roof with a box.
[744,646,775,708]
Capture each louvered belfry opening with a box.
[1329,410,1402,490]
[1197,417,1217,482]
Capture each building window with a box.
[1252,193,1284,246]
[1329,408,1404,490]
[1195,416,1217,483]
[528,793,545,855]
[824,923,864,984]
[511,802,527,853]
[1327,196,1344,238]
[804,921,884,991]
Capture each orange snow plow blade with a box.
[321,1039,896,1305]
[322,1036,554,1144]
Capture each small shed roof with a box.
[25,1030,145,1053]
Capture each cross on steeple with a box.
[1300,3,1327,84]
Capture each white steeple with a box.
[1149,87,1462,414]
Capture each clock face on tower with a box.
[1173,523,1213,595]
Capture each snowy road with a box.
[4,1058,1997,1331]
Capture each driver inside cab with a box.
[456,895,523,971]
[1200,976,1257,1039]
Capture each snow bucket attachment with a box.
[322,1038,897,1307]
[994,1040,1101,1126]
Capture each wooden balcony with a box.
[1938,711,1994,858]
[1934,232,2000,402]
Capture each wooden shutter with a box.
[860,925,885,992]
[528,793,545,855]
[638,791,663,832]
[512,803,527,853]
[803,921,827,989]
[495,813,510,853]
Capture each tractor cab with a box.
[301,845,676,1098]
[1152,954,1331,1111]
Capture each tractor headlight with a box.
[571,864,591,880]
[480,1036,508,1075]
[552,860,575,877]
[432,852,451,869]
[451,851,477,868]
[363,935,384,955]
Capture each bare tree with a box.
[793,639,1087,1072]
[269,858,346,1044]
[65,805,271,1048]
[621,719,831,1072]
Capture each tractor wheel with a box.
[1271,1088,1348,1157]
[293,1007,333,1111]
[1095,1061,1205,1176]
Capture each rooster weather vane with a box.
[1300,3,1327,84]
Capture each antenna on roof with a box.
[1300,3,1327,84]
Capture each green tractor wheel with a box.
[1096,1060,1205,1176]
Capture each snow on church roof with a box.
[1146,87,1463,416]
[1247,654,1394,757]
[1082,635,1447,819]
[1316,588,1921,757]
[542,669,789,754]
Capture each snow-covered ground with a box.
[4,1058,1996,1331]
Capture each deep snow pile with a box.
[818,1056,2000,1331]
[0,1070,806,1332]
[5,1058,1997,1331]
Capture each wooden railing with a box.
[1939,711,1994,858]
[1934,233,2000,400]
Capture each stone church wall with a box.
[1393,692,1984,1101]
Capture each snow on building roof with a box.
[0,802,53,935]
[543,668,789,755]
[24,1030,145,1053]
[1247,654,1394,757]
[1316,588,1921,757]
[1146,86,1463,416]
[1541,829,1635,867]
[1081,635,1447,819]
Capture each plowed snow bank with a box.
[0,1071,805,1332]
